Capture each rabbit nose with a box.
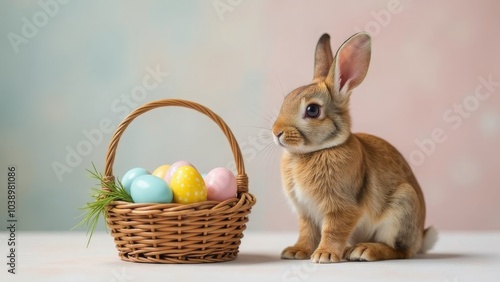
[275,131,283,138]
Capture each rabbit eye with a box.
[305,104,321,118]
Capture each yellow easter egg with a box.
[152,164,171,180]
[169,166,207,204]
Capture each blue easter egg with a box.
[121,167,150,195]
[130,175,173,203]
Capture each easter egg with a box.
[165,161,194,184]
[152,164,171,180]
[130,175,173,203]
[205,167,237,201]
[121,167,149,195]
[170,166,207,204]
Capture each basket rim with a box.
[106,192,256,216]
[102,99,249,194]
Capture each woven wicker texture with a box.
[102,99,256,263]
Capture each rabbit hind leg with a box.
[345,183,423,261]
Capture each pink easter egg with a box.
[164,161,194,184]
[205,167,237,201]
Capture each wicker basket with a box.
[102,99,256,263]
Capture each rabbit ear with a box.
[326,32,371,97]
[313,33,334,82]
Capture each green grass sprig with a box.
[73,163,133,246]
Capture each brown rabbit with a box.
[272,32,437,263]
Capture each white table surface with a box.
[1,231,499,282]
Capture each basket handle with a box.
[103,99,248,194]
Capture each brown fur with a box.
[273,33,435,263]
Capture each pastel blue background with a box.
[0,0,272,231]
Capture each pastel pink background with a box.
[261,0,500,231]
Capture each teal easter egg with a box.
[130,175,173,203]
[121,167,149,195]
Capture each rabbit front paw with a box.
[310,248,341,263]
[281,246,312,260]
